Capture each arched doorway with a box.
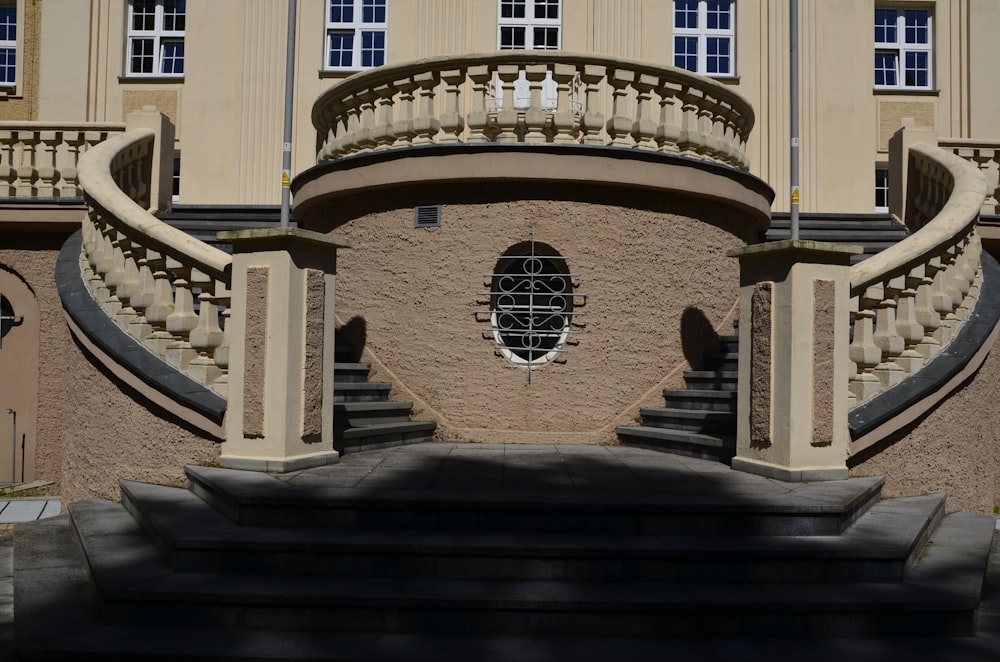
[0,268,38,484]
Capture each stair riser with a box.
[616,437,734,464]
[335,430,436,455]
[168,548,909,584]
[639,416,734,434]
[333,391,392,403]
[662,396,735,413]
[333,370,371,384]
[682,378,737,392]
[334,414,413,429]
[99,599,975,638]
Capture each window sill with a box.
[319,68,372,78]
[873,87,939,96]
[118,76,184,84]
[706,75,740,84]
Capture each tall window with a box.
[875,7,932,89]
[325,0,387,71]
[875,167,889,213]
[673,0,734,77]
[0,3,14,87]
[497,0,560,50]
[127,0,185,77]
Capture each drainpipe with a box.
[790,0,800,239]
[280,0,298,228]
[6,409,13,483]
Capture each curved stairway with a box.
[15,443,1000,660]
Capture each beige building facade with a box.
[0,0,994,213]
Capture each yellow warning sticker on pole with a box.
[790,186,800,205]
[281,170,291,188]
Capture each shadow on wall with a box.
[337,316,367,362]
[680,307,721,372]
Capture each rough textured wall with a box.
[0,0,40,120]
[851,345,1000,515]
[1,233,219,504]
[326,193,756,444]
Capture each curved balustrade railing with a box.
[0,122,126,197]
[312,51,754,171]
[77,129,232,396]
[939,138,1000,215]
[848,143,988,406]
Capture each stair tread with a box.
[640,408,735,420]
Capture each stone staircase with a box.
[617,215,909,460]
[14,444,999,660]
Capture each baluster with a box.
[187,273,224,385]
[144,251,176,358]
[391,79,418,148]
[523,64,549,144]
[466,66,494,144]
[872,279,905,389]
[37,131,60,197]
[696,102,716,158]
[604,68,634,147]
[677,90,703,156]
[372,83,397,150]
[0,131,14,196]
[654,81,681,153]
[916,256,943,358]
[356,89,378,153]
[164,261,199,370]
[128,244,156,341]
[102,229,126,317]
[630,73,657,151]
[894,265,925,375]
[578,64,606,145]
[438,69,465,144]
[411,71,441,145]
[932,248,958,345]
[212,287,231,397]
[115,236,140,329]
[971,148,998,214]
[14,131,38,197]
[319,102,344,159]
[341,96,362,155]
[61,131,85,197]
[849,291,883,402]
[550,63,577,144]
[494,65,520,143]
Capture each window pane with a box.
[328,32,354,67]
[534,0,559,20]
[361,30,385,67]
[905,51,928,87]
[329,0,353,23]
[131,0,156,31]
[874,8,896,44]
[875,168,889,210]
[533,27,558,49]
[163,0,186,31]
[707,0,731,31]
[501,0,526,19]
[500,26,525,49]
[363,0,386,24]
[904,9,929,44]
[706,37,730,74]
[874,51,897,87]
[161,40,184,74]
[0,47,14,84]
[130,38,154,73]
[674,0,698,29]
[674,36,697,72]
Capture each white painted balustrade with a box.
[78,128,233,396]
[848,144,986,406]
[312,52,754,171]
[0,123,126,198]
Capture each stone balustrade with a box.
[0,122,126,198]
[312,51,754,171]
[848,143,986,406]
[77,126,233,396]
[940,138,1000,215]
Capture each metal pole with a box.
[6,409,14,483]
[790,0,800,240]
[280,0,298,228]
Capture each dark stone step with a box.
[663,389,736,413]
[332,382,392,402]
[683,371,738,391]
[639,408,735,434]
[616,426,736,462]
[334,401,415,429]
[336,421,437,455]
[333,362,370,383]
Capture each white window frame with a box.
[875,166,889,213]
[126,0,186,78]
[497,0,561,51]
[874,6,933,90]
[0,1,22,92]
[324,0,387,72]
[673,0,735,78]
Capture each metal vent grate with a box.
[414,205,442,228]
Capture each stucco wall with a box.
[0,0,39,121]
[1,233,219,503]
[851,345,1000,515]
[323,192,757,444]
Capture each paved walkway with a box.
[0,500,59,525]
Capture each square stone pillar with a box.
[124,106,175,213]
[888,118,938,226]
[218,228,352,472]
[727,240,861,482]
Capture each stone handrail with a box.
[312,51,754,171]
[848,143,987,405]
[78,128,232,396]
[939,138,1000,215]
[0,122,126,198]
